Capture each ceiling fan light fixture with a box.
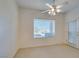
[48,11,51,14]
[53,12,56,16]
[43,0,63,16]
[51,8,54,12]
[48,10,57,16]
[56,9,61,13]
[50,11,56,16]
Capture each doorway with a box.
[67,19,79,48]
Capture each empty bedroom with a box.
[0,0,79,58]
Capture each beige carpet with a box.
[14,44,79,58]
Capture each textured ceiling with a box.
[16,0,79,12]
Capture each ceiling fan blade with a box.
[41,10,50,14]
[46,3,53,9]
[56,5,63,9]
[56,1,68,8]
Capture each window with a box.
[34,19,55,38]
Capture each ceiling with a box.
[16,0,79,13]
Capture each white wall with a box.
[18,8,65,48]
[65,7,79,22]
[0,0,18,57]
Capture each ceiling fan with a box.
[41,0,68,16]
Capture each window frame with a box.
[33,19,55,39]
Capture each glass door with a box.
[68,20,77,47]
[76,19,79,48]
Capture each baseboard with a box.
[19,43,66,49]
[13,48,19,58]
